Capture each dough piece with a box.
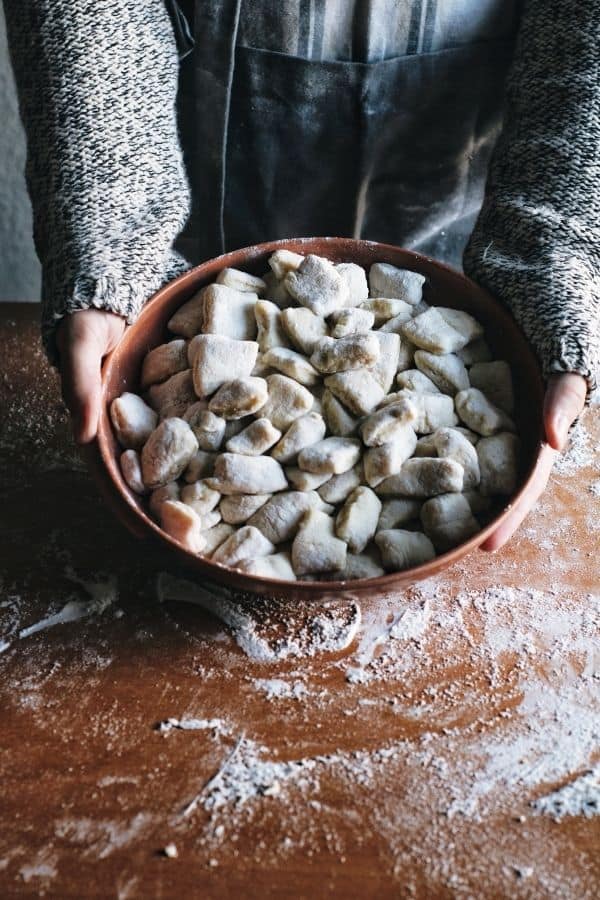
[120,450,147,495]
[361,397,417,447]
[183,406,226,451]
[280,307,328,355]
[368,263,425,305]
[310,333,379,374]
[414,434,438,457]
[199,509,221,530]
[202,523,236,555]
[401,308,472,354]
[110,392,157,450]
[201,283,258,341]
[212,525,275,567]
[268,249,304,280]
[285,467,333,491]
[141,339,188,389]
[216,267,266,294]
[434,427,480,489]
[160,500,206,553]
[271,412,327,464]
[248,491,325,544]
[298,437,362,475]
[318,463,362,504]
[324,370,385,416]
[437,308,483,344]
[220,493,271,524]
[208,453,288,494]
[375,529,436,571]
[469,361,514,414]
[168,289,206,338]
[376,458,464,498]
[263,347,320,386]
[225,417,281,455]
[321,390,359,437]
[414,350,469,396]
[329,307,374,338]
[335,262,369,306]
[284,254,349,315]
[336,486,382,553]
[384,390,457,434]
[147,370,197,420]
[182,450,217,483]
[457,337,493,365]
[260,374,314,431]
[420,493,480,552]
[369,332,401,392]
[254,300,290,353]
[141,418,198,489]
[378,498,422,531]
[477,432,520,496]
[396,337,416,373]
[462,490,492,515]
[361,298,414,325]
[148,482,179,519]
[377,305,415,331]
[337,552,385,580]
[291,509,347,576]
[188,334,258,398]
[455,388,515,436]
[238,552,297,581]
[180,481,221,516]
[396,369,440,394]
[364,429,418,487]
[262,270,293,308]
[208,377,268,420]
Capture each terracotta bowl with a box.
[90,238,545,600]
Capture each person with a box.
[4,1,597,552]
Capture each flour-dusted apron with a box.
[189,0,516,269]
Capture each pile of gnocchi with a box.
[110,251,520,582]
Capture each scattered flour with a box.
[532,765,600,820]
[553,420,600,475]
[253,678,307,700]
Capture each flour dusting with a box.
[533,766,600,821]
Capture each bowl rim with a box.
[95,237,546,595]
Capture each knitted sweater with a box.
[4,0,599,388]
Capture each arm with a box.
[3,0,191,439]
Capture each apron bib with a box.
[191,0,515,269]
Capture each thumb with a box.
[61,326,104,444]
[544,373,587,452]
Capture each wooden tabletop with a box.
[1,303,599,899]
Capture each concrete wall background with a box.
[0,7,41,302]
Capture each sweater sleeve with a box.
[2,0,192,364]
[463,0,600,393]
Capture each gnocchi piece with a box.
[216,267,266,294]
[335,486,382,553]
[160,500,206,554]
[120,450,147,495]
[182,450,217,483]
[141,418,199,489]
[198,509,222,530]
[291,509,347,576]
[401,308,472,354]
[148,482,180,519]
[183,406,226,451]
[208,377,268,420]
[202,523,236,556]
[368,263,425,305]
[262,347,320,386]
[414,350,470,396]
[260,374,315,431]
[238,552,297,581]
[395,337,416,373]
[377,498,422,531]
[141,339,188,389]
[208,452,288,495]
[376,458,464,498]
[225,417,281,456]
[457,337,493,365]
[188,334,258,398]
[385,390,458,434]
[434,427,480,489]
[335,262,369,306]
[220,493,271,524]
[377,305,415,331]
[284,254,349,316]
[420,493,480,552]
[280,307,328,355]
[271,412,327,464]
[477,432,520,496]
[364,428,418,487]
[247,490,325,544]
[180,481,221,516]
[462,490,492,515]
[285,467,333,492]
[396,369,440,394]
[262,270,293,308]
[375,529,436,571]
[455,388,515,436]
[361,397,417,447]
[310,333,380,374]
[212,525,275,567]
[437,308,483,344]
[369,332,401,392]
[336,552,385,580]
[361,298,414,325]
[318,463,362,504]
[414,433,438,457]
[268,249,304,280]
[298,437,362,476]
[201,283,258,341]
[110,392,157,450]
[321,389,359,437]
[469,361,514,414]
[167,289,206,338]
[329,307,375,338]
[254,300,290,353]
[324,369,385,416]
[147,370,197,420]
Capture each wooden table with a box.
[1,304,599,899]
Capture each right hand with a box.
[56,309,126,444]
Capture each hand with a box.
[481,372,587,552]
[56,309,126,444]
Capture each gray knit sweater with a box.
[4,0,600,389]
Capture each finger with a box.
[61,329,104,444]
[480,443,557,552]
[544,373,587,452]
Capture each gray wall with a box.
[0,7,41,302]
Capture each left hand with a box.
[481,372,587,552]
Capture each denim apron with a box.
[175,0,517,269]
